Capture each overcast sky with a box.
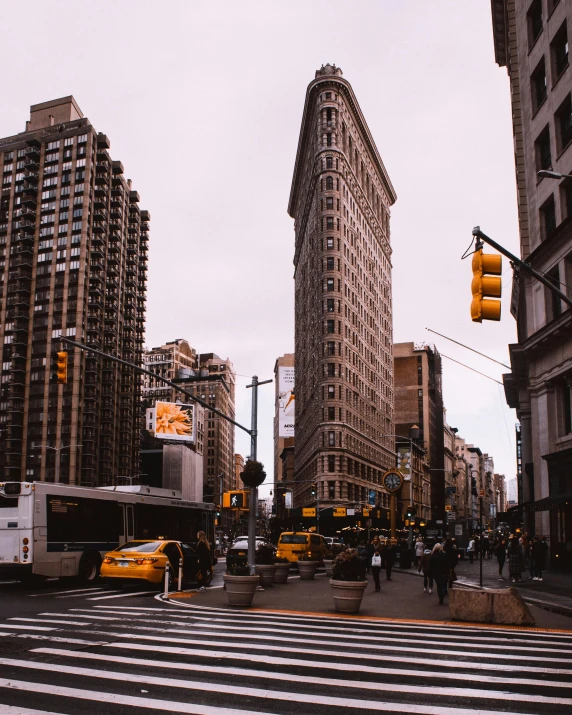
[1,1,520,495]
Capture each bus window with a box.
[126,506,134,539]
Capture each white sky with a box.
[0,1,520,495]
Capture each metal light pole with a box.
[36,444,81,483]
[246,375,272,575]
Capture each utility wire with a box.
[426,327,510,369]
[440,353,503,385]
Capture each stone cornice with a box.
[289,74,396,219]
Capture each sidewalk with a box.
[166,562,572,631]
[393,553,572,618]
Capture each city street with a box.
[0,570,571,714]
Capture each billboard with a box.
[153,401,195,443]
[278,366,295,437]
[397,445,412,481]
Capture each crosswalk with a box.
[25,584,161,601]
[0,601,571,714]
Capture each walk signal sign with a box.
[471,248,502,322]
[222,490,249,510]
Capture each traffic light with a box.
[222,490,248,509]
[54,351,68,384]
[471,248,502,322]
[310,483,317,497]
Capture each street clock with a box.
[383,470,403,493]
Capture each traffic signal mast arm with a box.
[473,227,572,310]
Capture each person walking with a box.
[196,530,212,591]
[421,544,433,593]
[532,536,548,581]
[495,537,507,580]
[507,536,524,583]
[370,536,383,592]
[444,537,459,588]
[467,537,476,564]
[381,539,396,580]
[415,537,425,572]
[430,543,450,605]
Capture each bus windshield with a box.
[279,534,308,544]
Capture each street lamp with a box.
[537,170,572,180]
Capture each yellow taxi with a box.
[275,532,328,563]
[101,539,203,586]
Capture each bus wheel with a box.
[78,553,101,583]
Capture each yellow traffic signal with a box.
[471,248,502,322]
[55,351,68,384]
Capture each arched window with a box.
[326,176,333,190]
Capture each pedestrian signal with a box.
[222,490,248,509]
[471,248,502,322]
[310,483,317,497]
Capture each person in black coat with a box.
[444,538,459,588]
[430,543,450,605]
[532,536,548,580]
[196,530,212,591]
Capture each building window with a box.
[326,278,334,291]
[328,385,335,398]
[328,406,335,420]
[561,380,572,434]
[527,0,543,49]
[326,176,333,190]
[326,134,332,147]
[327,319,335,333]
[326,217,334,230]
[551,21,569,81]
[546,265,563,319]
[328,431,336,447]
[535,125,552,171]
[555,94,572,153]
[326,157,333,169]
[560,179,572,219]
[325,92,331,99]
[328,457,335,474]
[540,194,557,239]
[326,197,334,210]
[326,237,334,249]
[327,363,336,377]
[326,298,335,312]
[327,341,335,355]
[531,57,547,111]
[326,257,334,270]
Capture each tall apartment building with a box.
[394,342,445,522]
[142,339,236,501]
[492,1,572,556]
[0,97,148,485]
[288,65,397,510]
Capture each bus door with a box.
[118,504,135,545]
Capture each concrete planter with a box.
[297,561,319,580]
[330,579,368,613]
[223,574,260,607]
[273,563,291,584]
[255,564,276,587]
[323,559,334,577]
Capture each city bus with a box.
[0,481,216,584]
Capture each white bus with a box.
[0,481,216,584]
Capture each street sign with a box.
[302,508,316,517]
[445,486,457,494]
[448,512,456,520]
[368,489,376,505]
[333,507,346,517]
[479,489,485,497]
[427,529,439,536]
[363,507,370,517]
[346,508,355,516]
[455,524,463,536]
[435,520,443,525]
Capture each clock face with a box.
[383,471,402,492]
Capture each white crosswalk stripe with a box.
[25,585,160,602]
[0,603,571,714]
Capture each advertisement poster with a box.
[278,366,295,437]
[153,401,195,443]
[397,445,412,481]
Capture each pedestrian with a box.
[467,537,476,564]
[430,543,449,605]
[421,545,433,593]
[357,539,368,574]
[370,536,383,592]
[381,539,396,580]
[196,530,212,591]
[507,536,524,583]
[495,537,507,580]
[444,538,458,588]
[415,537,425,572]
[532,536,548,581]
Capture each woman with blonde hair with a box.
[196,530,212,591]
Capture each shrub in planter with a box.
[255,543,276,565]
[332,548,366,581]
[224,562,259,607]
[273,556,291,583]
[240,460,267,487]
[297,552,319,580]
[226,562,251,576]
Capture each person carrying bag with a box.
[370,536,382,592]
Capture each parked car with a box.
[101,539,207,587]
[226,537,276,568]
[324,537,344,554]
[276,532,328,563]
